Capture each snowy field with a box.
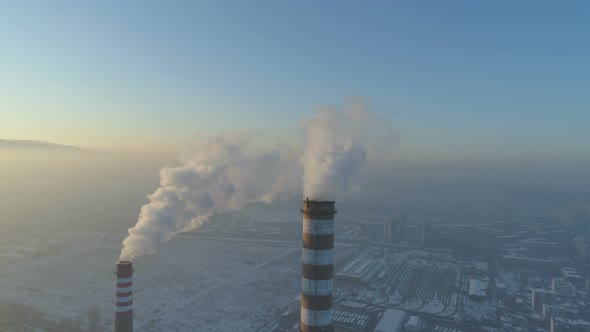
[0,228,344,331]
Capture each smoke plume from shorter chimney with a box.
[119,136,287,261]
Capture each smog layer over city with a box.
[1,2,590,332]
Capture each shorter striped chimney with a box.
[115,261,133,332]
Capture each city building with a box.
[415,222,431,247]
[531,288,556,315]
[552,278,573,297]
[384,214,405,244]
[574,237,589,264]
[404,316,422,332]
[561,267,585,286]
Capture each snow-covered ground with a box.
[0,229,321,331]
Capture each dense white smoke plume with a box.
[119,136,288,261]
[302,101,380,201]
[120,99,394,260]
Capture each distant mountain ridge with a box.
[0,139,84,151]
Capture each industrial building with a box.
[519,238,560,255]
[374,309,405,332]
[404,315,422,332]
[561,267,585,286]
[550,316,590,332]
[331,303,373,332]
[468,279,488,299]
[336,258,381,284]
[501,255,560,272]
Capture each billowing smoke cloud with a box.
[302,100,393,201]
[119,136,288,261]
[120,99,394,260]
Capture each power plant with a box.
[300,198,336,332]
[111,200,339,332]
[111,199,339,332]
[114,261,134,332]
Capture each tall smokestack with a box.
[300,199,336,332]
[114,261,133,332]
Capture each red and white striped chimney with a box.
[115,261,133,332]
[300,199,336,332]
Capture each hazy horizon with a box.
[2,2,590,331]
[3,1,590,161]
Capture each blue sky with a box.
[1,1,589,158]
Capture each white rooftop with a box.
[475,262,488,270]
[406,315,420,327]
[375,309,405,332]
[469,279,488,297]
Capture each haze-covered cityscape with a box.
[1,178,589,332]
[2,1,590,332]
